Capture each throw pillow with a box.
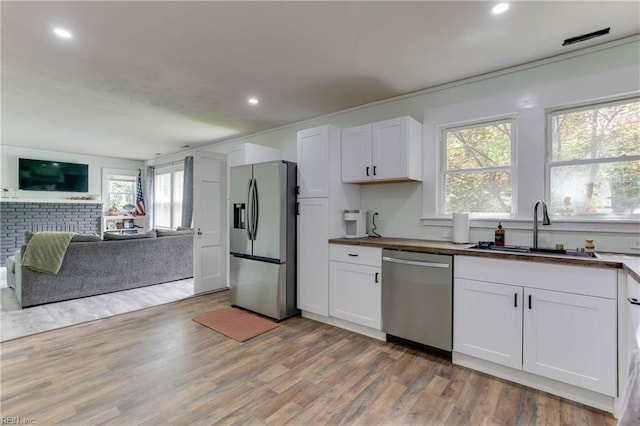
[103,230,157,240]
[156,228,195,237]
[71,234,101,242]
[23,231,34,245]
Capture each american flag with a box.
[133,171,145,216]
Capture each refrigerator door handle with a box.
[252,178,259,239]
[246,178,254,240]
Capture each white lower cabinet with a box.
[454,256,617,397]
[523,287,616,395]
[454,279,523,370]
[329,244,382,330]
[297,198,329,316]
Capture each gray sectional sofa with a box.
[12,230,193,308]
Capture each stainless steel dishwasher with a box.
[382,249,453,354]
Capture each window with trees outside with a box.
[441,118,514,216]
[548,98,639,218]
[154,166,184,228]
[108,174,136,211]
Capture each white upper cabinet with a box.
[340,124,372,183]
[228,143,280,168]
[297,126,331,198]
[341,116,422,183]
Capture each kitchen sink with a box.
[469,244,599,259]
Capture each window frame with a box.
[153,164,184,229]
[439,115,517,218]
[101,168,139,215]
[545,96,640,220]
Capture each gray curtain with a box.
[181,156,194,228]
[144,165,155,231]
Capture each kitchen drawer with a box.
[330,244,381,267]
[454,255,616,299]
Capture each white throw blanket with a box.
[619,349,640,426]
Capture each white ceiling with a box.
[2,1,639,161]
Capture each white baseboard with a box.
[453,352,618,417]
[301,311,386,341]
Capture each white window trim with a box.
[101,167,139,214]
[438,115,517,217]
[545,96,640,221]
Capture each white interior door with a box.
[193,152,227,293]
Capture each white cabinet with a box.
[297,126,331,198]
[523,287,616,394]
[297,198,329,316]
[227,142,280,168]
[454,278,523,370]
[454,256,617,397]
[341,116,422,183]
[329,244,382,330]
[341,124,371,183]
[296,125,360,318]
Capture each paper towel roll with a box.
[452,213,469,244]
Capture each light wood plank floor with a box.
[0,290,616,425]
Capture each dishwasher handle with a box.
[382,256,450,269]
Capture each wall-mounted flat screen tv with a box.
[18,158,89,192]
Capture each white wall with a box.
[3,41,637,253]
[203,40,640,253]
[0,146,144,201]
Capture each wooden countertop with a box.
[329,237,640,282]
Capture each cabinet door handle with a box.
[348,253,359,257]
[375,272,379,283]
[528,295,532,310]
[296,185,300,195]
[514,293,518,308]
[373,166,377,176]
[366,166,370,177]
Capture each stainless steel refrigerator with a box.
[229,160,299,321]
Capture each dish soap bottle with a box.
[495,222,505,246]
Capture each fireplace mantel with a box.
[1,199,103,204]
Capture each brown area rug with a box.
[192,307,279,342]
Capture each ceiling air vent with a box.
[562,27,611,46]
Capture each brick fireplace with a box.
[0,200,102,266]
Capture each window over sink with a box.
[441,117,515,216]
[547,97,640,219]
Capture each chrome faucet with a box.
[533,200,551,248]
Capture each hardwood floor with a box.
[0,290,616,425]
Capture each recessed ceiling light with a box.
[53,27,73,39]
[492,3,509,15]
[248,97,259,105]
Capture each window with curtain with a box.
[441,118,515,216]
[153,166,184,228]
[548,97,640,217]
